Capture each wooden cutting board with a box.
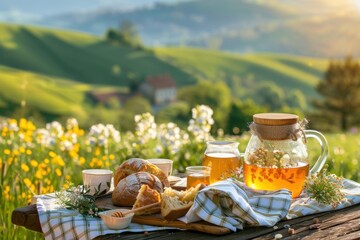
[95,194,231,235]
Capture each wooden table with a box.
[12,202,360,239]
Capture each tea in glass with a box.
[202,152,241,184]
[186,166,211,189]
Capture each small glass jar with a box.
[186,166,211,189]
[202,141,241,184]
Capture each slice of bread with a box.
[132,184,161,215]
[160,183,205,220]
[161,195,193,220]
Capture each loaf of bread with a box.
[160,184,205,220]
[112,172,163,207]
[132,185,161,215]
[114,158,170,188]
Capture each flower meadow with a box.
[0,105,359,239]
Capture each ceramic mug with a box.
[82,169,113,195]
[147,158,173,177]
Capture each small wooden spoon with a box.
[111,202,160,218]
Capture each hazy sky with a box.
[0,0,358,22]
[0,0,184,22]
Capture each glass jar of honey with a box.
[244,113,328,198]
[202,141,241,184]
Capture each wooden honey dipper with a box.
[111,202,160,218]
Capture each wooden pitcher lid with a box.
[253,113,298,126]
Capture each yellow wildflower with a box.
[94,147,100,156]
[30,160,38,167]
[21,192,27,199]
[21,163,30,172]
[109,154,115,160]
[7,157,13,165]
[48,185,54,193]
[4,149,10,155]
[53,156,65,167]
[79,157,86,166]
[65,175,71,181]
[19,118,27,129]
[44,158,50,164]
[69,150,78,159]
[49,151,57,158]
[13,149,19,156]
[23,178,32,186]
[63,182,70,189]
[35,170,43,179]
[26,149,32,155]
[19,146,26,153]
[4,185,10,200]
[55,168,62,177]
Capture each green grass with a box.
[0,65,129,123]
[0,65,85,112]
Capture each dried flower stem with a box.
[304,165,345,207]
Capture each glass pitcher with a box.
[202,141,241,184]
[243,113,328,198]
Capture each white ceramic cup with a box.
[82,169,113,195]
[147,158,173,177]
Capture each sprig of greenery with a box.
[304,165,345,207]
[55,183,104,217]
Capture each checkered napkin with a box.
[181,178,360,231]
[287,178,360,219]
[36,194,175,240]
[179,178,292,231]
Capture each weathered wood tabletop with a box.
[12,202,360,239]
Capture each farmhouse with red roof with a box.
[139,75,176,105]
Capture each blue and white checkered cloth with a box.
[37,194,174,240]
[37,178,360,239]
[180,178,292,231]
[180,178,360,231]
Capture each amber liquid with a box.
[187,173,210,189]
[202,153,241,184]
[243,162,309,198]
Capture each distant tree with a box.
[106,28,125,43]
[119,20,142,46]
[178,81,231,131]
[254,82,285,110]
[156,101,190,129]
[285,90,307,110]
[129,78,140,93]
[314,56,360,131]
[226,99,267,135]
[120,96,152,131]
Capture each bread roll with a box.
[132,185,161,215]
[114,158,170,188]
[112,172,163,207]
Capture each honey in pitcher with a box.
[243,161,309,198]
[202,152,241,184]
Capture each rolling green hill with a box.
[154,47,327,98]
[0,23,196,87]
[0,23,330,123]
